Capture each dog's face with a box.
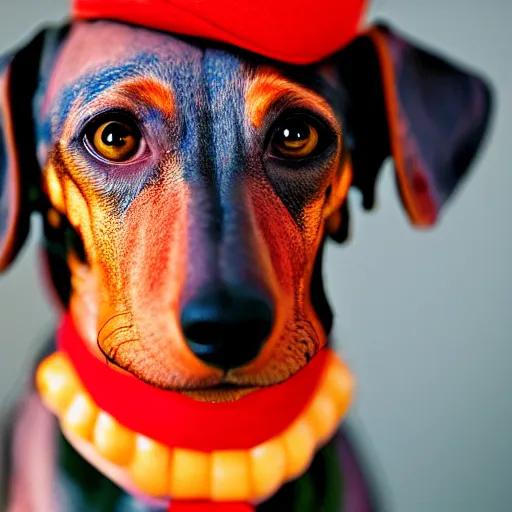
[0,20,491,401]
[39,21,351,397]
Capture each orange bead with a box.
[169,448,210,499]
[92,411,135,466]
[211,451,251,501]
[323,356,354,418]
[305,393,338,445]
[36,353,79,414]
[61,391,98,441]
[250,438,286,501]
[281,420,315,480]
[129,435,171,497]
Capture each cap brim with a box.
[73,0,368,64]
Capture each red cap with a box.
[72,0,368,65]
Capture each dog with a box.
[0,18,491,512]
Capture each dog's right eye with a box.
[84,114,143,163]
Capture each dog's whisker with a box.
[102,338,139,365]
[111,338,139,361]
[97,311,132,339]
[97,324,134,347]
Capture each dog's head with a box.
[0,21,491,400]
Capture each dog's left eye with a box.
[269,113,332,160]
[84,114,142,163]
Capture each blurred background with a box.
[0,0,510,510]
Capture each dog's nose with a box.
[180,287,274,370]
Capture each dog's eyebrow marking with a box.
[54,63,141,119]
[245,68,339,129]
[118,77,176,118]
[46,53,178,140]
[55,76,178,148]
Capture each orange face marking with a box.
[225,177,319,384]
[245,67,341,132]
[119,78,176,119]
[104,167,221,388]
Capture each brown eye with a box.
[272,117,319,158]
[86,117,141,162]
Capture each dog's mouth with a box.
[104,354,261,402]
[181,384,260,402]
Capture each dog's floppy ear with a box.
[331,23,493,240]
[0,29,56,271]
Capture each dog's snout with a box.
[180,287,274,370]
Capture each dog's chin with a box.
[181,386,260,403]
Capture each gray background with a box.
[0,0,510,510]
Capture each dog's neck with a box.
[36,313,353,510]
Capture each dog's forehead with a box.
[45,21,244,112]
[44,21,339,121]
